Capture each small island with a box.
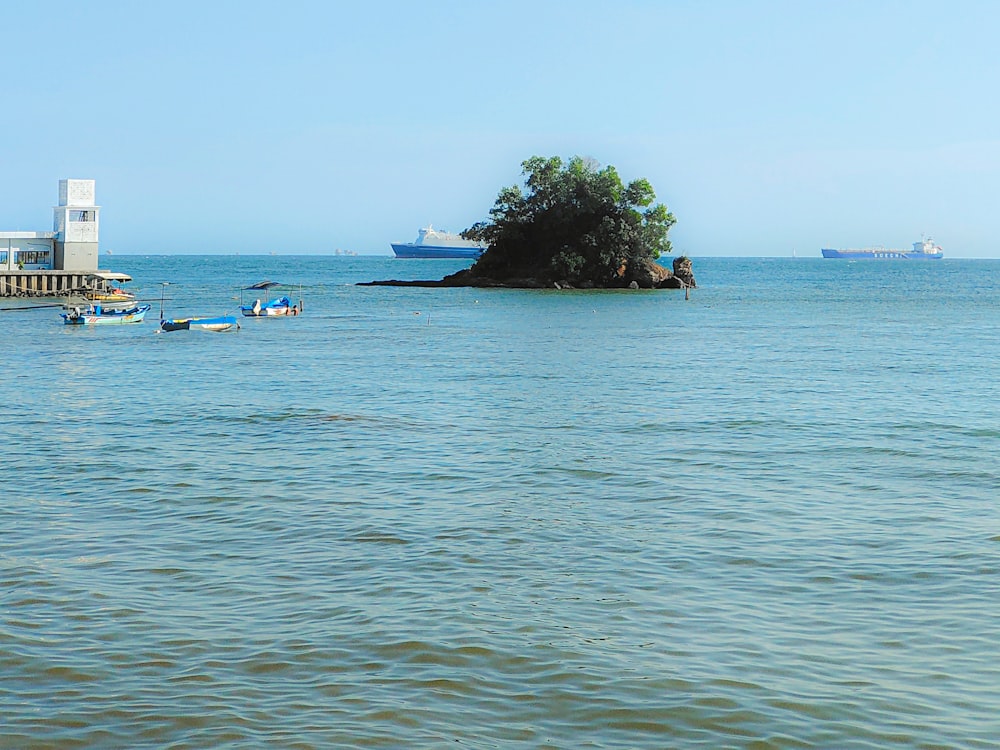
[362,156,695,290]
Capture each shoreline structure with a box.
[0,179,130,298]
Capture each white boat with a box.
[155,281,238,332]
[391,226,485,259]
[240,280,301,317]
[160,315,238,332]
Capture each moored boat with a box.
[156,280,239,332]
[391,226,485,259]
[242,296,293,316]
[61,303,151,325]
[160,315,238,332]
[240,280,301,317]
[821,238,944,259]
[89,287,136,302]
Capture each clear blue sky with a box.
[2,0,998,257]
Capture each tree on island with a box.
[361,154,694,289]
[458,155,693,289]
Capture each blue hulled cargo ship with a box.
[821,238,944,260]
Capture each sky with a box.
[2,0,999,257]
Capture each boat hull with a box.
[160,315,238,332]
[90,292,136,302]
[62,304,151,325]
[821,248,943,260]
[240,296,294,316]
[241,306,290,316]
[391,243,483,259]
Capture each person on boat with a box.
[291,305,298,316]
[252,299,262,315]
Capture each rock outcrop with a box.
[360,256,696,290]
[671,256,696,288]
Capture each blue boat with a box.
[156,281,239,332]
[240,280,301,317]
[822,238,944,259]
[61,303,151,326]
[242,296,292,316]
[160,315,238,332]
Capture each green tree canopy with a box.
[464,156,676,285]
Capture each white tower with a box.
[53,179,100,271]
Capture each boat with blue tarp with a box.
[240,280,301,317]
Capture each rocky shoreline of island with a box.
[360,255,696,290]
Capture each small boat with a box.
[240,280,302,317]
[243,296,293,316]
[160,315,238,332]
[90,287,137,303]
[87,272,137,302]
[156,281,239,332]
[61,303,151,326]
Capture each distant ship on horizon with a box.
[391,226,486,259]
[821,237,944,260]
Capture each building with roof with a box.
[0,179,100,272]
[0,179,132,297]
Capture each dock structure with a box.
[0,270,131,298]
[0,179,130,298]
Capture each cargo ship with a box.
[391,226,485,259]
[821,238,943,260]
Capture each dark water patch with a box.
[725,556,778,569]
[888,421,1000,440]
[907,467,1000,484]
[349,530,410,545]
[40,665,102,683]
[4,617,50,632]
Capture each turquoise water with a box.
[3,256,999,748]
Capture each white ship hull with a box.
[391,226,484,259]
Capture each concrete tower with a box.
[53,179,99,271]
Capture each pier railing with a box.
[0,271,115,298]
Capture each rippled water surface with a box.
[3,255,999,748]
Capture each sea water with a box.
[2,255,998,748]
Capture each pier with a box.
[0,270,130,298]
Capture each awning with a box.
[90,272,133,282]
